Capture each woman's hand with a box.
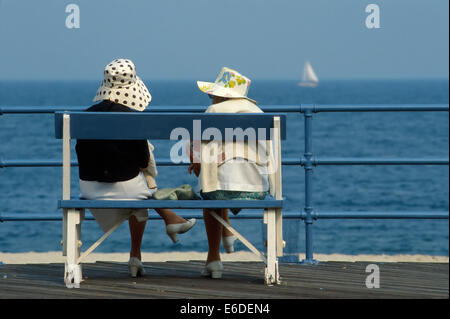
[188,163,201,177]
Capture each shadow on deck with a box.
[0,261,448,299]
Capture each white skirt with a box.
[80,172,156,232]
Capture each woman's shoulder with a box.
[87,100,133,112]
[206,99,262,114]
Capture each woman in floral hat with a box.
[189,67,274,279]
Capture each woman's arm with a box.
[187,141,201,177]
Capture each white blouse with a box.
[200,157,269,193]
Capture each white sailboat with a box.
[298,61,319,87]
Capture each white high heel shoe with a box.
[166,218,196,243]
[201,261,223,279]
[222,235,236,253]
[128,257,145,278]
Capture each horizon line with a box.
[0,77,448,82]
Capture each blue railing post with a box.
[301,106,319,265]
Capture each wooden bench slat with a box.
[55,112,286,140]
[59,199,284,209]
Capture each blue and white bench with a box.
[55,112,286,287]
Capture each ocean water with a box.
[0,79,448,256]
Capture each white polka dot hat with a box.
[93,59,151,111]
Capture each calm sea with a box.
[0,79,448,256]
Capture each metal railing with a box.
[0,104,449,263]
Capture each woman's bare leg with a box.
[203,208,226,263]
[221,209,233,238]
[129,215,146,260]
[154,208,187,225]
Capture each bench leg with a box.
[276,208,284,257]
[64,209,83,288]
[265,209,280,285]
[62,209,67,256]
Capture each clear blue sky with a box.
[0,0,448,80]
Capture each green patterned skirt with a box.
[200,190,269,215]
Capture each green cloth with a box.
[200,190,269,215]
[153,184,200,200]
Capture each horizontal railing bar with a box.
[307,211,449,219]
[0,212,290,222]
[0,105,299,114]
[0,159,75,167]
[142,105,304,113]
[1,157,448,168]
[306,104,450,113]
[1,210,448,222]
[0,106,86,114]
[1,104,448,115]
[313,157,450,165]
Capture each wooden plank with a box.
[55,112,287,140]
[0,262,447,299]
[59,199,283,209]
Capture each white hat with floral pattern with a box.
[197,67,257,104]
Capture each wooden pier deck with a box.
[0,261,448,299]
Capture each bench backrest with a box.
[55,112,286,140]
[54,111,285,202]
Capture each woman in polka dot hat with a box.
[76,59,196,278]
[93,58,152,110]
